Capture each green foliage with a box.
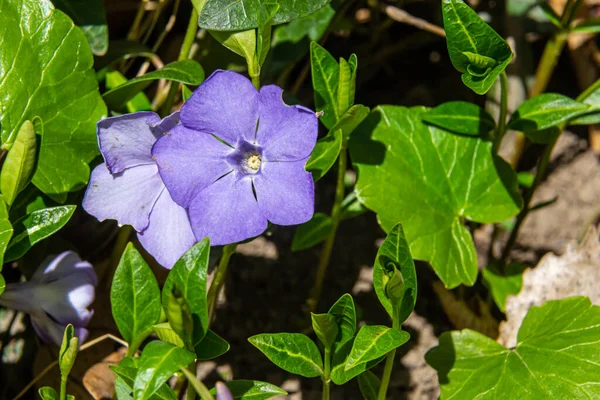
[422,101,496,136]
[103,60,205,110]
[111,357,177,400]
[134,341,195,400]
[0,199,11,295]
[482,263,527,312]
[305,129,343,182]
[330,339,383,385]
[0,0,107,198]
[508,93,590,133]
[248,333,323,378]
[210,380,288,400]
[105,71,152,112]
[58,324,78,377]
[327,293,357,350]
[442,0,513,94]
[427,297,600,399]
[111,243,161,346]
[197,0,331,31]
[351,106,522,288]
[52,0,108,56]
[165,288,194,350]
[344,325,409,370]
[1,120,38,206]
[195,329,230,360]
[357,370,380,400]
[311,312,339,349]
[5,205,76,262]
[292,213,333,251]
[38,387,74,400]
[273,4,335,45]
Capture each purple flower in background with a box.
[153,70,318,245]
[215,382,234,400]
[83,112,195,268]
[0,252,96,345]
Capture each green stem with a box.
[59,376,67,400]
[322,347,332,400]
[377,315,400,400]
[493,72,509,154]
[185,362,197,400]
[207,243,237,323]
[180,367,215,400]
[306,144,347,313]
[161,9,199,116]
[251,74,261,90]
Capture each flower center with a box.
[242,152,261,174]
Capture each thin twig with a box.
[384,5,446,37]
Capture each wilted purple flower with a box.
[83,112,195,268]
[0,252,96,345]
[153,70,318,245]
[215,382,234,400]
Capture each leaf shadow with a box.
[348,111,386,166]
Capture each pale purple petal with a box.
[254,159,314,225]
[256,85,318,161]
[151,111,180,135]
[138,188,196,269]
[153,124,232,207]
[180,70,259,145]
[189,173,267,245]
[31,312,90,345]
[32,251,97,286]
[98,112,161,173]
[216,382,234,400]
[83,164,163,232]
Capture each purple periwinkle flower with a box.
[0,252,96,345]
[153,70,318,245]
[215,382,234,400]
[82,112,196,268]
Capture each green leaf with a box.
[340,192,367,220]
[210,29,257,72]
[344,325,409,371]
[422,101,496,136]
[95,40,154,70]
[357,370,380,400]
[182,85,193,103]
[539,2,562,28]
[38,387,59,400]
[333,104,370,141]
[257,3,279,67]
[0,199,12,290]
[103,60,205,110]
[291,213,333,251]
[517,171,534,188]
[311,42,340,129]
[166,288,194,349]
[482,263,526,312]
[337,58,352,117]
[153,322,185,348]
[134,341,195,400]
[59,324,78,377]
[427,297,600,400]
[195,329,230,360]
[311,313,339,349]
[570,79,600,125]
[198,0,331,31]
[272,4,335,45]
[0,275,5,297]
[350,106,522,288]
[52,0,108,56]
[111,357,178,400]
[162,238,211,348]
[373,223,417,324]
[5,205,76,262]
[1,120,38,206]
[442,0,513,94]
[212,380,287,400]
[111,243,161,346]
[507,93,590,132]
[327,293,356,349]
[106,71,152,112]
[330,338,385,385]
[571,18,600,34]
[248,333,323,378]
[0,0,107,197]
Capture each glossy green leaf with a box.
[570,79,600,125]
[134,341,195,400]
[0,199,12,293]
[337,58,352,117]
[482,263,526,312]
[333,104,370,141]
[111,243,161,346]
[106,71,152,112]
[427,297,600,399]
[111,357,178,400]
[508,93,590,132]
[182,85,193,103]
[198,0,331,31]
[340,192,367,220]
[327,293,356,349]
[211,380,287,400]
[0,275,5,297]
[373,223,417,324]
[166,288,194,349]
[1,120,38,206]
[330,338,384,385]
[344,326,409,371]
[422,101,496,136]
[52,0,108,56]
[248,333,323,378]
[59,324,78,377]
[0,0,107,197]
[272,4,335,45]
[291,213,333,251]
[195,329,230,360]
[210,29,257,71]
[257,3,279,67]
[357,370,380,400]
[350,106,522,288]
[311,312,339,349]
[162,238,211,347]
[442,0,513,94]
[38,387,59,400]
[103,60,205,110]
[5,205,76,262]
[153,322,185,348]
[306,130,342,182]
[311,42,340,129]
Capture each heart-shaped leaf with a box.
[52,0,108,56]
[422,101,496,136]
[350,106,522,288]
